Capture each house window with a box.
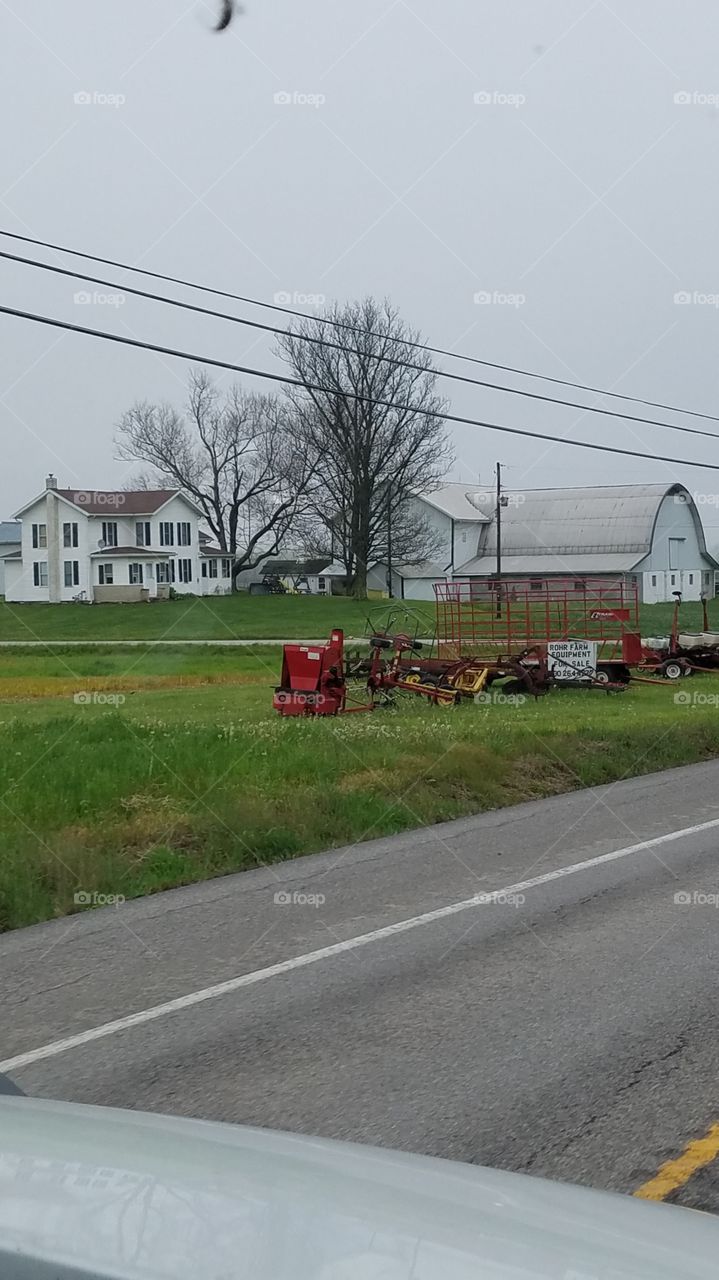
[671,574,676,586]
[177,521,191,546]
[32,523,47,549]
[221,558,231,578]
[129,563,144,585]
[651,574,657,587]
[33,561,48,587]
[156,563,171,584]
[136,521,151,547]
[102,521,118,548]
[98,563,114,585]
[208,559,218,578]
[201,562,207,578]
[63,522,78,548]
[178,558,192,583]
[689,573,694,585]
[160,522,174,546]
[63,561,79,588]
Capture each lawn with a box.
[0,594,711,643]
[0,594,412,642]
[1,640,719,932]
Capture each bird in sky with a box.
[215,1,236,29]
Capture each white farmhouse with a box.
[4,476,228,602]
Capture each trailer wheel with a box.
[595,665,631,685]
[661,660,683,680]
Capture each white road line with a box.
[3,815,719,1075]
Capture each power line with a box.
[1,225,717,429]
[3,243,719,444]
[2,299,719,472]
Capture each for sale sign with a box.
[547,639,598,682]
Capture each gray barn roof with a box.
[456,483,718,574]
[419,484,493,521]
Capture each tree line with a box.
[115,298,452,598]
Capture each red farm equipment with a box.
[272,576,702,717]
[433,575,643,688]
[273,630,355,716]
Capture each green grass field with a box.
[0,594,710,643]
[1,636,719,932]
[0,594,401,641]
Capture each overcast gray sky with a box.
[2,1,719,542]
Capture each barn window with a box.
[651,575,657,586]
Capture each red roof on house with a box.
[56,489,179,514]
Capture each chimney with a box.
[46,474,58,490]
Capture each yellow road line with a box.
[635,1123,719,1200]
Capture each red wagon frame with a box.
[434,576,644,675]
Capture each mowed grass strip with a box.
[0,593,706,643]
[1,656,719,931]
[0,594,402,641]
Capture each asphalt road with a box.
[3,760,719,1211]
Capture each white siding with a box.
[7,490,204,602]
[2,559,23,600]
[7,496,52,602]
[407,497,453,569]
[398,577,437,601]
[641,567,708,603]
[0,549,20,596]
[635,493,710,602]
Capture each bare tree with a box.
[294,499,444,579]
[116,369,312,586]
[277,298,452,598]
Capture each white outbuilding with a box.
[375,482,718,603]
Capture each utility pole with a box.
[495,463,509,619]
[495,462,502,618]
[386,482,394,598]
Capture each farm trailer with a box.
[433,576,644,685]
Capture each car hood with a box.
[0,1096,716,1279]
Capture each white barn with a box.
[370,482,718,603]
